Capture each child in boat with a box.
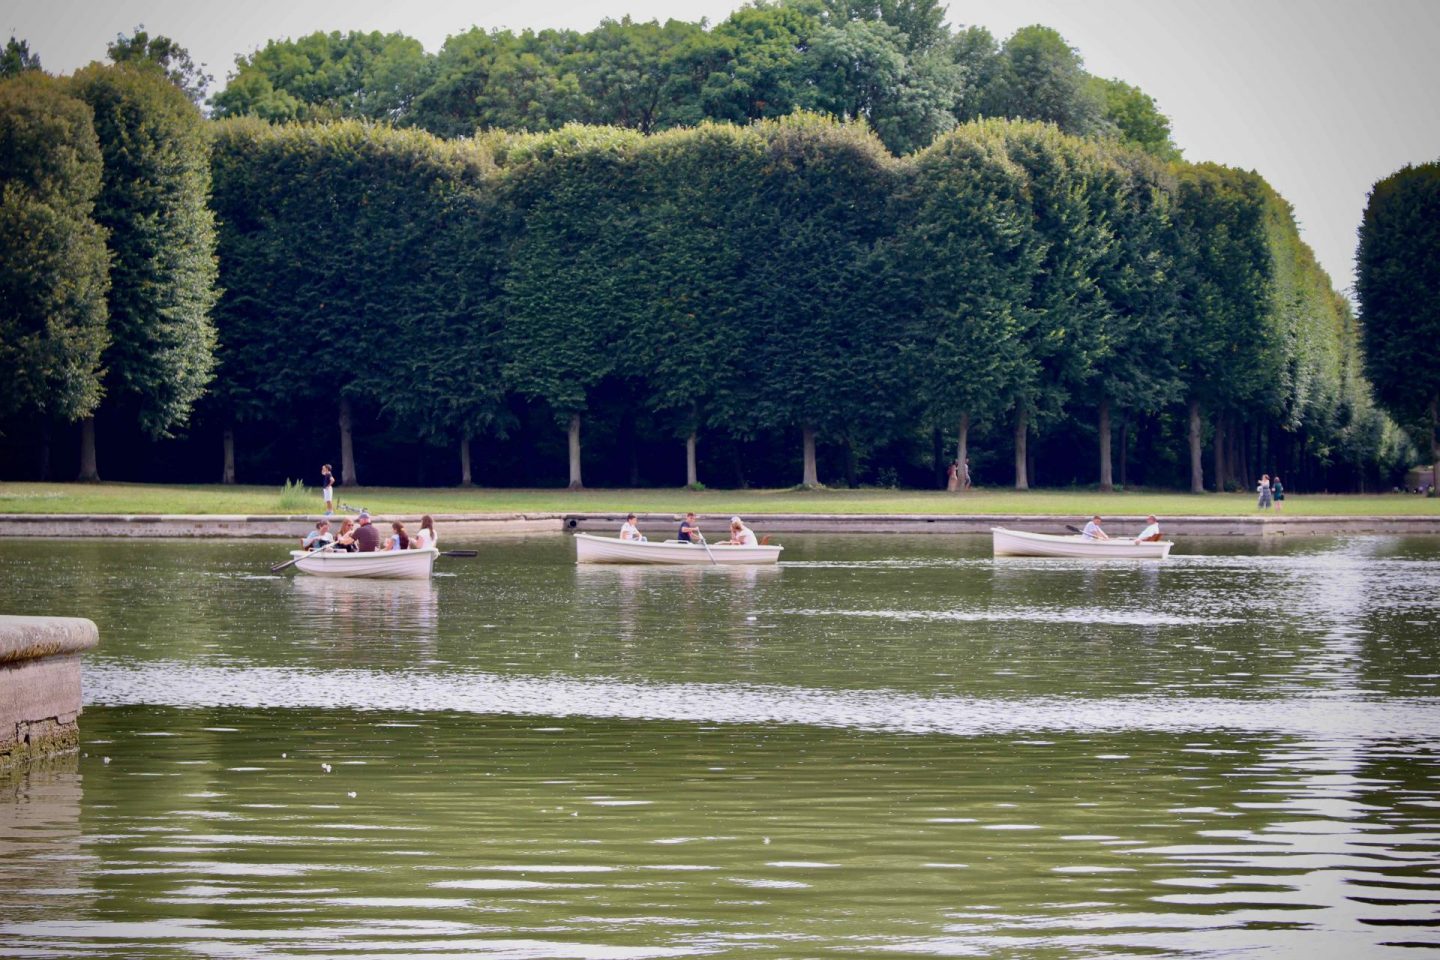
[386,522,410,551]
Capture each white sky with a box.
[7,0,1440,294]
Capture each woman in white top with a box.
[727,516,757,546]
[412,515,438,549]
[620,513,646,541]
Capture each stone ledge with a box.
[0,616,99,665]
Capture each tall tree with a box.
[69,62,218,480]
[888,120,1039,485]
[1,36,42,77]
[0,73,110,439]
[498,125,648,488]
[981,25,1105,137]
[107,26,212,103]
[1358,162,1440,486]
[212,30,433,123]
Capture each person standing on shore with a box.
[1272,476,1285,512]
[1257,474,1272,510]
[946,461,959,492]
[962,457,972,490]
[321,464,335,516]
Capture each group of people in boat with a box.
[619,512,759,546]
[301,511,438,553]
[1081,514,1164,544]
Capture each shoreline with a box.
[4,512,1440,539]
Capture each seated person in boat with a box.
[387,522,410,551]
[332,518,358,551]
[412,515,437,549]
[301,520,332,550]
[1081,515,1109,540]
[620,513,646,542]
[678,513,701,543]
[1134,515,1162,543]
[352,511,381,552]
[726,516,758,546]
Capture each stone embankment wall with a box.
[0,616,98,769]
[0,514,564,538]
[567,514,1440,537]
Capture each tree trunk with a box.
[77,416,99,482]
[37,419,51,481]
[222,425,236,484]
[1215,414,1226,492]
[567,413,583,490]
[1188,400,1204,493]
[931,427,943,488]
[339,398,358,487]
[801,425,819,487]
[1431,394,1439,495]
[957,412,970,485]
[1013,408,1029,490]
[1118,419,1129,489]
[844,437,858,488]
[1098,398,1113,493]
[459,434,473,487]
[685,431,698,487]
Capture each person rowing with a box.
[1134,515,1163,543]
[1081,515,1109,540]
[678,512,701,543]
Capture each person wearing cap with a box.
[1081,515,1108,540]
[619,513,646,542]
[726,516,757,546]
[1134,515,1162,543]
[352,510,381,552]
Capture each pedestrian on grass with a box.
[320,464,335,515]
[1272,476,1285,512]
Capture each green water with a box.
[2,535,1438,957]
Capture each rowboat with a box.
[991,527,1173,559]
[286,546,438,579]
[574,533,782,565]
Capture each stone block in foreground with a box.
[0,616,98,769]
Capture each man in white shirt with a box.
[620,513,646,542]
[1081,515,1108,540]
[1134,515,1162,543]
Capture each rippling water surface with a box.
[2,533,1438,957]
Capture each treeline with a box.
[209,3,1181,161]
[0,25,1419,492]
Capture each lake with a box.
[1,534,1438,958]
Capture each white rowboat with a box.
[288,546,438,579]
[575,533,781,565]
[992,527,1173,559]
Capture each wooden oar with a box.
[440,550,478,558]
[696,532,720,565]
[1065,524,1084,534]
[271,539,338,573]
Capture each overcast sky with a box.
[9,0,1440,294]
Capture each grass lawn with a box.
[1,481,1436,517]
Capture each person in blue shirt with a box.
[678,512,701,543]
[301,520,332,550]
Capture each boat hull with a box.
[290,547,438,579]
[991,527,1172,559]
[575,533,781,565]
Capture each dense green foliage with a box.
[69,63,219,442]
[1358,162,1440,470]
[0,72,110,425]
[0,16,1409,492]
[210,4,1179,160]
